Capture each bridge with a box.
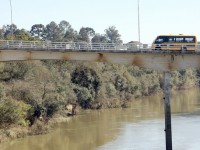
[1,40,200,150]
[1,40,200,72]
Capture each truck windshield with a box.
[154,36,168,44]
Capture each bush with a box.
[72,67,101,93]
[0,99,31,125]
[0,62,31,81]
[105,83,117,97]
[71,66,101,108]
[73,87,93,109]
[0,83,5,100]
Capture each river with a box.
[1,89,200,150]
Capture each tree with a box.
[105,26,122,43]
[91,34,108,43]
[30,24,45,40]
[79,27,95,42]
[15,29,35,41]
[0,29,3,40]
[45,21,61,42]
[3,24,17,40]
[59,20,71,36]
[64,28,78,42]
[59,20,78,42]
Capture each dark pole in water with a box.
[164,72,172,150]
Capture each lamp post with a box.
[137,0,140,44]
[9,0,13,39]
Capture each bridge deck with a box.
[1,40,200,71]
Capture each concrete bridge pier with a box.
[164,71,173,150]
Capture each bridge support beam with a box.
[164,72,173,150]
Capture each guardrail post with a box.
[7,41,9,48]
[164,71,173,150]
[19,41,22,48]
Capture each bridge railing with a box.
[0,40,152,51]
[0,40,48,49]
[1,40,200,51]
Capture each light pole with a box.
[9,0,13,39]
[137,0,141,44]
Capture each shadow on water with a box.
[1,89,200,150]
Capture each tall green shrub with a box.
[0,100,31,125]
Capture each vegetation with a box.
[0,21,122,43]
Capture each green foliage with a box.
[45,21,61,42]
[0,100,31,125]
[1,21,125,43]
[59,20,78,42]
[15,32,34,41]
[71,66,101,96]
[105,83,117,97]
[0,83,5,100]
[171,69,197,89]
[79,27,95,42]
[0,29,3,40]
[71,66,101,108]
[105,26,122,43]
[0,62,30,81]
[3,24,17,40]
[91,34,108,43]
[10,84,37,106]
[73,87,93,108]
[30,24,46,40]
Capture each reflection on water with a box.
[1,89,200,150]
[97,114,200,150]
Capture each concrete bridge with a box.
[1,40,200,72]
[1,40,200,150]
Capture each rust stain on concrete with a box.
[167,55,175,71]
[62,53,70,60]
[27,51,32,60]
[97,53,107,62]
[132,56,144,68]
[167,62,173,71]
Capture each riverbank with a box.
[0,113,71,143]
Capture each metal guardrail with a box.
[0,40,151,51]
[0,40,200,51]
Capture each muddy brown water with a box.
[1,89,200,150]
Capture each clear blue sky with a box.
[1,0,200,43]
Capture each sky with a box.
[1,0,200,43]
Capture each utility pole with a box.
[137,0,141,44]
[9,0,13,40]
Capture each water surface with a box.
[1,89,200,150]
